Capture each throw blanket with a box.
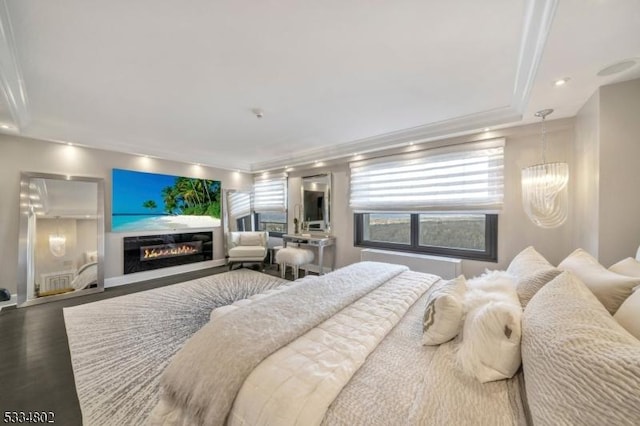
[149,262,411,426]
[229,269,438,425]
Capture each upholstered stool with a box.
[270,245,283,265]
[275,247,314,280]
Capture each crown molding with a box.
[512,0,558,113]
[250,0,559,173]
[0,0,29,130]
[250,106,521,172]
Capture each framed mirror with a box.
[225,189,253,232]
[17,172,105,307]
[300,173,331,232]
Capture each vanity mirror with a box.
[300,173,331,233]
[17,172,105,307]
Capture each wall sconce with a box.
[521,109,569,228]
[49,217,66,257]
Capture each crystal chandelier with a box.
[521,109,569,228]
[49,217,66,257]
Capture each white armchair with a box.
[227,231,269,270]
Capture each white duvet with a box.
[229,270,433,426]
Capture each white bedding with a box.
[150,262,525,426]
[229,270,433,426]
[71,262,98,290]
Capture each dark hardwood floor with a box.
[0,264,288,425]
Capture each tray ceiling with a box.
[0,0,639,172]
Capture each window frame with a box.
[354,213,498,262]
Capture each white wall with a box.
[286,118,576,277]
[598,78,640,266]
[572,78,640,266]
[0,134,253,294]
[574,90,600,256]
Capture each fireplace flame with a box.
[140,241,202,261]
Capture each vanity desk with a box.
[282,234,335,275]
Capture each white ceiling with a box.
[0,0,639,172]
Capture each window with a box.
[351,139,503,261]
[361,213,411,245]
[255,211,287,234]
[236,215,252,232]
[354,213,497,261]
[253,173,288,237]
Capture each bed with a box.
[70,261,98,290]
[148,262,527,425]
[146,255,640,426]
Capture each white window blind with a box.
[253,174,288,213]
[227,191,251,218]
[349,139,504,212]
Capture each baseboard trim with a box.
[0,293,18,311]
[105,259,226,288]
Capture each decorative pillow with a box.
[239,233,264,247]
[614,289,640,340]
[456,299,522,383]
[522,272,640,424]
[422,275,466,346]
[85,250,98,264]
[466,270,518,296]
[558,248,640,314]
[506,246,561,307]
[609,257,640,280]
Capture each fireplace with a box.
[123,231,213,274]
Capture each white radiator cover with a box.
[360,249,462,280]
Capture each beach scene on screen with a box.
[112,169,221,232]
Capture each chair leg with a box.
[280,263,286,279]
[293,265,299,280]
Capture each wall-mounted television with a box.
[112,169,221,232]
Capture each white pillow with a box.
[422,275,466,346]
[558,249,640,314]
[456,299,522,383]
[522,272,640,424]
[467,269,518,294]
[507,246,561,307]
[614,289,640,340]
[85,250,98,264]
[456,270,522,383]
[609,257,640,280]
[239,233,263,246]
[464,270,520,311]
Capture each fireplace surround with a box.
[123,231,213,274]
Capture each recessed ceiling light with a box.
[597,59,638,77]
[554,78,570,87]
[0,124,10,129]
[67,142,73,146]
[483,128,490,132]
[408,142,414,146]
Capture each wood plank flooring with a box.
[0,265,289,425]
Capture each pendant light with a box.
[521,109,569,228]
[49,216,66,257]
